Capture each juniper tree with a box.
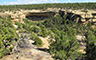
[85,31,96,60]
[49,30,81,60]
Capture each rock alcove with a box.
[26,12,56,21]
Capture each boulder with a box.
[76,35,85,41]
[81,18,86,22]
[92,19,96,22]
[85,14,93,18]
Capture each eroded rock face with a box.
[1,8,96,24]
[76,35,86,54]
[71,10,96,24]
[0,13,11,18]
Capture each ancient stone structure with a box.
[26,12,56,21]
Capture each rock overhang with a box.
[1,8,96,24]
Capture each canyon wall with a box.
[0,8,96,24]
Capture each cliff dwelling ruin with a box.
[26,12,56,21]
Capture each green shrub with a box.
[30,32,43,47]
[30,25,41,33]
[24,19,37,25]
[85,31,96,60]
[0,39,3,52]
[34,37,43,47]
[30,32,37,40]
[48,30,54,38]
[49,31,81,60]
[38,25,48,37]
[19,29,23,33]
[15,22,24,30]
[0,52,4,58]
[24,19,29,23]
[0,18,19,58]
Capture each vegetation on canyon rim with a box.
[0,3,96,12]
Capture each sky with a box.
[0,0,96,5]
